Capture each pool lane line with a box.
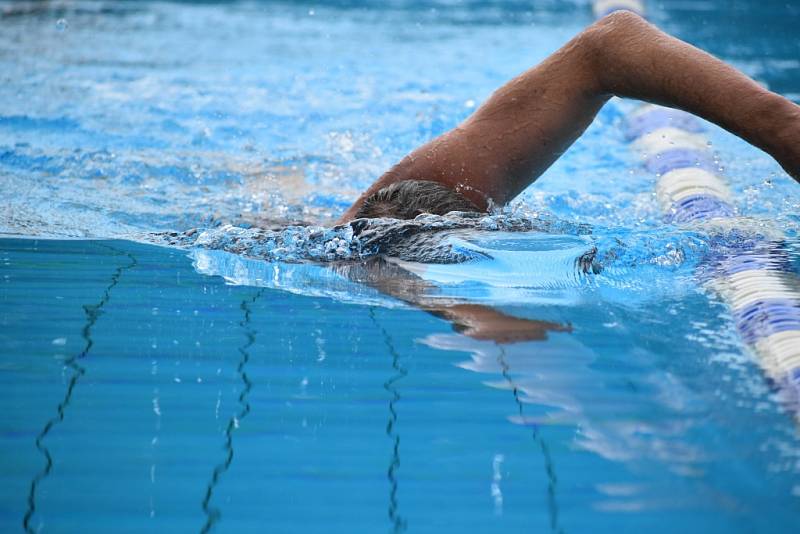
[201,289,265,534]
[368,307,408,534]
[593,0,800,408]
[23,243,137,534]
[496,345,565,534]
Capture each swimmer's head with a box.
[353,179,481,220]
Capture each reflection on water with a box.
[423,333,706,468]
[3,238,800,533]
[421,329,777,519]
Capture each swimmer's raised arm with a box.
[340,11,800,222]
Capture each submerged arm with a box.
[341,11,800,221]
[333,258,570,344]
[426,303,572,343]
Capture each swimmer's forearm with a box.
[588,11,800,180]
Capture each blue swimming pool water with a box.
[2,1,800,532]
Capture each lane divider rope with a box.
[592,0,800,407]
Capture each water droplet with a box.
[55,18,68,31]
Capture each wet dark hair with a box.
[353,179,481,220]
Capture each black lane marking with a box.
[23,243,137,533]
[497,345,565,534]
[369,307,408,534]
[200,289,264,533]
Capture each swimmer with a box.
[186,13,799,344]
[339,11,800,223]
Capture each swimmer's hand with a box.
[437,304,572,344]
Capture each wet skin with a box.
[339,11,800,223]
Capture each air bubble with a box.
[55,19,68,31]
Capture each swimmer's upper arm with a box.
[337,18,610,222]
[356,21,611,215]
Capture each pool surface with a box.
[2,1,800,532]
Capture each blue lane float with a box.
[735,300,800,345]
[645,148,718,176]
[624,106,705,140]
[717,251,794,276]
[593,1,800,407]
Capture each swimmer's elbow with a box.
[590,9,650,45]
[594,9,648,30]
[580,10,653,94]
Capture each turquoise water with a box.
[2,1,800,532]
